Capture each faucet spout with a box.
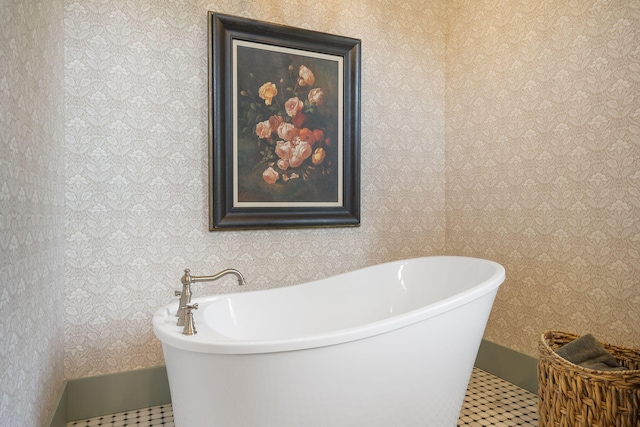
[189,268,247,287]
[176,268,246,326]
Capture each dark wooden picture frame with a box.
[208,13,361,230]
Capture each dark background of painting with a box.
[235,44,341,203]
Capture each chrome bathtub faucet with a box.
[175,268,246,327]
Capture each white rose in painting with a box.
[289,141,312,168]
[308,88,325,106]
[298,65,315,86]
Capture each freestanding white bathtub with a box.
[153,256,505,427]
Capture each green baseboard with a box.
[47,366,171,425]
[67,365,171,421]
[48,340,537,425]
[474,339,538,394]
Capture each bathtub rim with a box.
[152,255,505,355]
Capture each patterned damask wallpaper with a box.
[446,0,640,355]
[0,0,66,425]
[1,1,629,406]
[64,0,447,378]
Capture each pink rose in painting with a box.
[289,141,312,167]
[277,122,298,141]
[268,115,284,133]
[312,147,326,165]
[255,120,272,139]
[275,140,293,160]
[258,82,277,106]
[308,88,325,106]
[298,65,315,86]
[285,97,304,117]
[262,167,279,184]
[277,159,289,170]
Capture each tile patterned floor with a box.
[67,405,175,426]
[68,368,538,426]
[458,368,538,426]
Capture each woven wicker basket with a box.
[538,330,640,427]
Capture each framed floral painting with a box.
[208,13,361,230]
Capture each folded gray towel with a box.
[555,333,627,371]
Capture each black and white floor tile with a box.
[458,368,538,426]
[68,368,538,426]
[67,405,175,427]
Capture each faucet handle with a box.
[174,290,182,317]
[183,302,199,311]
[181,303,199,336]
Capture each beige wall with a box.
[64,0,447,378]
[0,0,66,424]
[3,1,639,421]
[446,0,640,356]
